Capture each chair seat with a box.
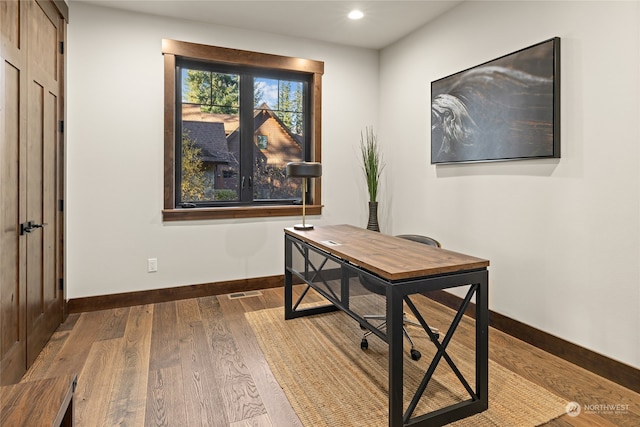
[357,234,441,361]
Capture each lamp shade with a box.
[286,162,322,178]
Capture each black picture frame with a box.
[431,37,560,164]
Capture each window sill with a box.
[162,204,323,221]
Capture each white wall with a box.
[66,4,378,297]
[379,1,640,368]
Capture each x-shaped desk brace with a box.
[403,285,479,422]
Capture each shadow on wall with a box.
[434,158,560,178]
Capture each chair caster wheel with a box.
[361,338,369,350]
[410,349,421,361]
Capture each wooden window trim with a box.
[162,39,324,221]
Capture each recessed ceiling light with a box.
[348,10,364,20]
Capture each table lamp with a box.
[286,161,322,230]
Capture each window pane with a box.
[180,68,240,203]
[254,78,304,136]
[182,69,239,112]
[253,77,305,201]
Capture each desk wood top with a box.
[285,224,489,281]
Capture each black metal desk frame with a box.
[284,232,489,427]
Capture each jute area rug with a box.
[245,307,567,427]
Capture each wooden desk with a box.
[0,375,77,426]
[284,224,490,427]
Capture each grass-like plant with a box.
[360,126,385,202]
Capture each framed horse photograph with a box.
[431,37,560,164]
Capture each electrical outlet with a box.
[148,258,158,273]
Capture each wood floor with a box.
[21,286,639,426]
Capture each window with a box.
[162,39,324,221]
[257,135,268,150]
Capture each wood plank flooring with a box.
[21,286,640,426]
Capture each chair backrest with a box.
[396,234,441,248]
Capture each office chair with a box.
[359,234,441,361]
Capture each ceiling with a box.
[71,1,463,50]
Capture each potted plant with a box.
[360,126,384,231]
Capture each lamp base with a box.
[293,224,314,230]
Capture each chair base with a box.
[360,313,439,361]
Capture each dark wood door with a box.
[1,0,29,386]
[24,0,65,368]
[0,0,66,384]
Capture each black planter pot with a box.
[367,201,380,232]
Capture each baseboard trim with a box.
[67,275,639,394]
[426,289,640,394]
[67,275,284,314]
